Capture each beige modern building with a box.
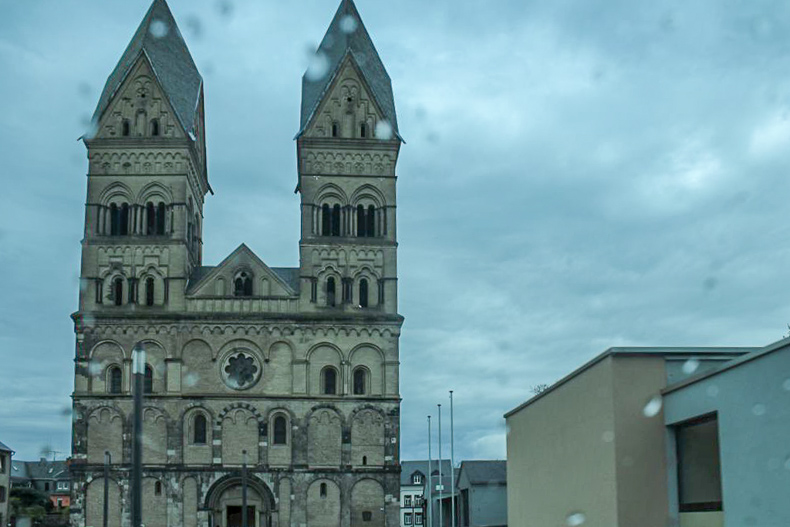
[504,347,752,527]
[70,1,404,526]
[0,441,12,527]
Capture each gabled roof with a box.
[186,244,298,296]
[458,460,507,486]
[0,440,12,453]
[91,0,202,135]
[400,459,452,486]
[299,0,400,140]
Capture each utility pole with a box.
[131,344,145,527]
[438,404,443,527]
[450,391,456,527]
[242,450,248,527]
[427,415,433,527]
[103,451,110,527]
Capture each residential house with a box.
[401,460,452,527]
[0,442,12,527]
[11,459,70,510]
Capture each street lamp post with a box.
[438,404,443,527]
[450,391,456,527]
[131,344,145,527]
[427,415,433,527]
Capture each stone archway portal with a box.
[205,476,276,527]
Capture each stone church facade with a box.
[69,1,403,527]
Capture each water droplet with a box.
[642,395,663,417]
[706,385,719,397]
[39,444,53,457]
[752,403,767,416]
[88,360,103,377]
[782,379,790,391]
[81,115,99,140]
[184,372,200,387]
[216,0,234,18]
[375,120,394,140]
[61,407,72,419]
[149,19,169,39]
[682,358,700,375]
[184,15,203,39]
[77,82,92,99]
[566,512,586,526]
[602,431,615,443]
[305,51,330,82]
[340,15,358,34]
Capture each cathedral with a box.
[69,1,403,526]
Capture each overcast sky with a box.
[2,0,790,463]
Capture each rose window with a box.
[221,351,261,390]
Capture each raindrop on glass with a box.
[642,395,663,417]
[184,15,203,39]
[340,15,358,34]
[305,51,330,82]
[706,385,719,397]
[184,372,200,387]
[782,379,790,391]
[88,360,103,377]
[149,19,169,39]
[752,403,766,416]
[682,358,700,375]
[601,431,615,443]
[77,82,92,99]
[566,512,586,526]
[217,0,234,18]
[375,120,394,140]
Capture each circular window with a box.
[220,350,261,390]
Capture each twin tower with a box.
[70,1,404,527]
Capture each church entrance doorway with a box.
[205,475,277,527]
[226,505,256,527]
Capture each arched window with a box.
[320,483,327,498]
[122,119,130,136]
[362,455,368,466]
[151,119,160,137]
[331,122,339,137]
[360,123,368,138]
[273,415,287,445]
[357,205,366,237]
[120,204,129,235]
[367,205,376,237]
[108,366,122,394]
[154,481,162,496]
[234,272,253,297]
[322,367,337,395]
[146,202,156,235]
[353,368,367,395]
[145,277,155,306]
[109,204,120,236]
[144,365,153,394]
[359,279,369,308]
[326,277,336,307]
[156,202,166,235]
[135,110,146,136]
[321,204,331,236]
[332,204,341,236]
[113,277,123,306]
[193,414,207,445]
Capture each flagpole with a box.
[427,415,433,527]
[438,404,443,527]
[450,391,456,527]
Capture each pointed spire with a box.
[91,0,202,135]
[298,0,400,140]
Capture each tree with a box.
[531,384,550,395]
[10,487,53,523]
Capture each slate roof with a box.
[11,460,68,481]
[299,0,400,140]
[91,0,202,135]
[458,460,507,486]
[11,460,29,480]
[400,459,452,487]
[0,440,12,452]
[271,267,301,293]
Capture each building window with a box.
[234,272,253,297]
[378,279,385,306]
[404,495,412,507]
[326,277,337,307]
[156,202,166,235]
[122,119,130,136]
[146,202,156,234]
[0,454,5,474]
[331,122,339,137]
[154,481,162,496]
[320,482,327,498]
[95,279,103,304]
[144,365,154,394]
[677,414,723,512]
[332,204,341,236]
[415,513,423,525]
[357,205,366,237]
[145,277,155,306]
[273,415,288,445]
[367,205,376,236]
[360,122,368,138]
[120,203,129,235]
[404,513,413,525]
[363,512,372,522]
[113,277,124,306]
[412,474,422,485]
[362,456,367,465]
[44,482,50,491]
[108,366,122,394]
[322,204,331,236]
[359,278,369,308]
[193,414,207,445]
[109,203,120,235]
[322,367,338,395]
[353,368,367,395]
[57,481,68,491]
[151,119,160,136]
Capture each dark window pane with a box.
[323,368,337,395]
[193,415,207,444]
[273,415,287,445]
[677,416,723,512]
